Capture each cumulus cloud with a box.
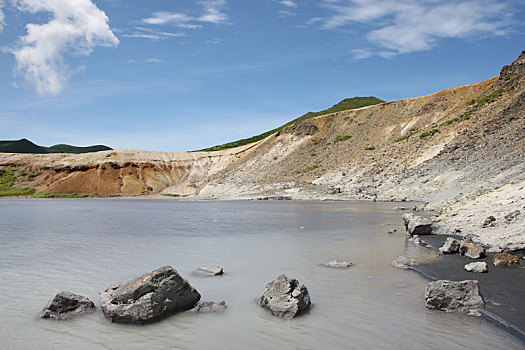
[8,0,118,95]
[143,0,229,29]
[317,0,512,57]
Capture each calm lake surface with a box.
[0,199,522,349]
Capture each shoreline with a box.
[412,234,525,342]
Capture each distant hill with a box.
[196,96,385,152]
[0,139,112,154]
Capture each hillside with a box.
[0,139,112,154]
[197,96,385,151]
[1,50,524,251]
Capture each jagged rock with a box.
[464,262,488,273]
[322,260,352,268]
[482,216,496,228]
[439,237,461,254]
[425,280,485,316]
[493,253,520,267]
[40,291,95,320]
[459,241,486,259]
[195,266,224,276]
[403,214,432,236]
[256,274,311,319]
[504,210,520,222]
[99,266,201,324]
[392,256,416,269]
[188,301,227,313]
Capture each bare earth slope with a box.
[2,51,524,250]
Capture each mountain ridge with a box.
[0,138,112,154]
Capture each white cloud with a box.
[8,0,118,95]
[123,26,185,40]
[317,0,512,57]
[142,0,229,29]
[280,0,298,8]
[0,1,5,32]
[143,58,164,63]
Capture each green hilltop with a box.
[0,138,112,154]
[196,96,385,152]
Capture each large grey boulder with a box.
[392,256,416,269]
[403,213,432,235]
[425,280,485,316]
[40,291,95,320]
[459,241,486,259]
[100,266,201,324]
[256,274,311,319]
[439,237,461,254]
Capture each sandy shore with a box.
[412,234,525,342]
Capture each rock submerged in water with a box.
[402,213,432,236]
[40,291,95,320]
[99,266,201,324]
[459,241,486,259]
[425,280,485,316]
[464,262,488,273]
[189,301,227,313]
[195,266,224,276]
[439,237,461,254]
[322,260,352,268]
[493,253,520,267]
[392,256,416,269]
[256,274,311,319]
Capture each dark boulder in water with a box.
[99,266,201,324]
[256,274,311,319]
[40,291,95,320]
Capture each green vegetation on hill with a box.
[196,96,385,152]
[0,138,112,154]
[0,168,35,197]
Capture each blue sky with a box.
[0,0,523,151]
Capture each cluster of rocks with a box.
[40,265,312,323]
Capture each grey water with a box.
[0,199,522,349]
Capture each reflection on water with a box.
[0,199,522,349]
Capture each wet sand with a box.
[413,234,525,342]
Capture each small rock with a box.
[40,292,95,320]
[402,213,415,230]
[322,260,352,268]
[388,228,398,234]
[256,274,311,319]
[425,280,485,316]
[392,256,416,269]
[493,253,520,267]
[439,237,461,254]
[482,216,496,228]
[459,241,486,259]
[505,210,521,222]
[188,301,227,313]
[99,266,201,324]
[464,262,488,273]
[195,266,224,276]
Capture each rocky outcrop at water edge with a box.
[425,280,485,316]
[40,291,95,320]
[256,274,311,319]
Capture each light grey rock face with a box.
[195,266,224,276]
[464,262,488,273]
[439,237,461,254]
[189,301,227,313]
[40,291,95,320]
[425,280,485,316]
[403,214,432,236]
[99,266,201,324]
[459,241,486,259]
[322,260,352,268]
[505,210,521,222]
[392,256,416,269]
[256,274,311,319]
[504,242,525,252]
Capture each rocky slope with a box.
[1,51,524,250]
